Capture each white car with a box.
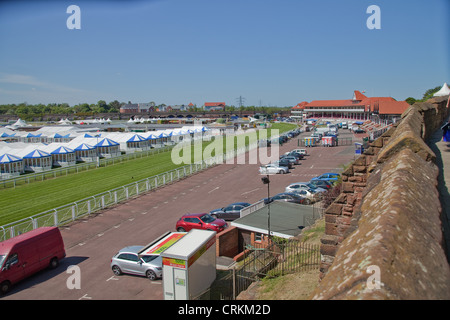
[285,182,326,194]
[291,149,307,156]
[259,163,289,174]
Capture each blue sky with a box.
[0,0,448,107]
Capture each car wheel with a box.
[146,270,157,281]
[177,227,186,232]
[304,199,311,205]
[49,257,59,269]
[0,281,11,294]
[112,265,122,276]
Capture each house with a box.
[203,102,226,111]
[119,103,156,113]
[119,103,139,113]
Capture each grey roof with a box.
[231,201,320,238]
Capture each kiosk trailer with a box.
[161,229,216,300]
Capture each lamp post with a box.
[261,175,271,241]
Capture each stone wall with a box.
[312,95,450,299]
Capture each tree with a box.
[422,86,441,101]
[405,97,417,105]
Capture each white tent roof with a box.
[13,119,30,127]
[434,83,450,97]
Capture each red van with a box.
[0,227,66,294]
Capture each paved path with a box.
[428,122,450,263]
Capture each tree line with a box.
[0,100,293,120]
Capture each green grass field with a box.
[0,123,297,225]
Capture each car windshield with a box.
[141,255,159,263]
[306,183,317,189]
[200,214,215,223]
[0,255,5,268]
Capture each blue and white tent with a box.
[126,134,147,143]
[0,153,24,178]
[73,143,96,151]
[23,149,50,159]
[0,153,23,163]
[50,146,75,155]
[19,148,52,172]
[95,138,119,147]
[1,132,16,138]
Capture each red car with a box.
[176,213,227,233]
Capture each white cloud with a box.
[0,73,108,104]
[0,73,84,93]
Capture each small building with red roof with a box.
[203,102,226,111]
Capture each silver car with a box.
[285,182,326,194]
[259,163,289,174]
[110,245,162,280]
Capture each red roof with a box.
[377,100,410,115]
[353,90,368,101]
[293,101,308,110]
[204,102,225,107]
[292,91,409,115]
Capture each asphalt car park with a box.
[1,128,359,300]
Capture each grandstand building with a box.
[291,90,410,123]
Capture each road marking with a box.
[241,188,260,196]
[98,233,104,237]
[208,187,220,194]
[106,276,119,282]
[79,294,92,300]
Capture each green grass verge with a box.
[0,123,297,225]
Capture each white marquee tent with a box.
[434,83,450,97]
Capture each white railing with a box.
[0,142,259,241]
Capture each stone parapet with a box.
[313,95,450,299]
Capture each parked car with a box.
[294,189,320,204]
[0,227,66,294]
[110,245,162,281]
[279,155,299,165]
[259,163,289,174]
[285,182,327,194]
[273,158,293,169]
[176,213,227,233]
[291,149,307,156]
[263,192,305,205]
[290,152,304,159]
[210,202,251,221]
[311,173,340,183]
[309,179,333,190]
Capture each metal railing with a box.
[0,142,259,241]
[0,145,174,188]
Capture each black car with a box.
[210,202,251,220]
[287,152,304,160]
[262,192,305,205]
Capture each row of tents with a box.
[0,125,210,179]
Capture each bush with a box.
[322,182,342,209]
